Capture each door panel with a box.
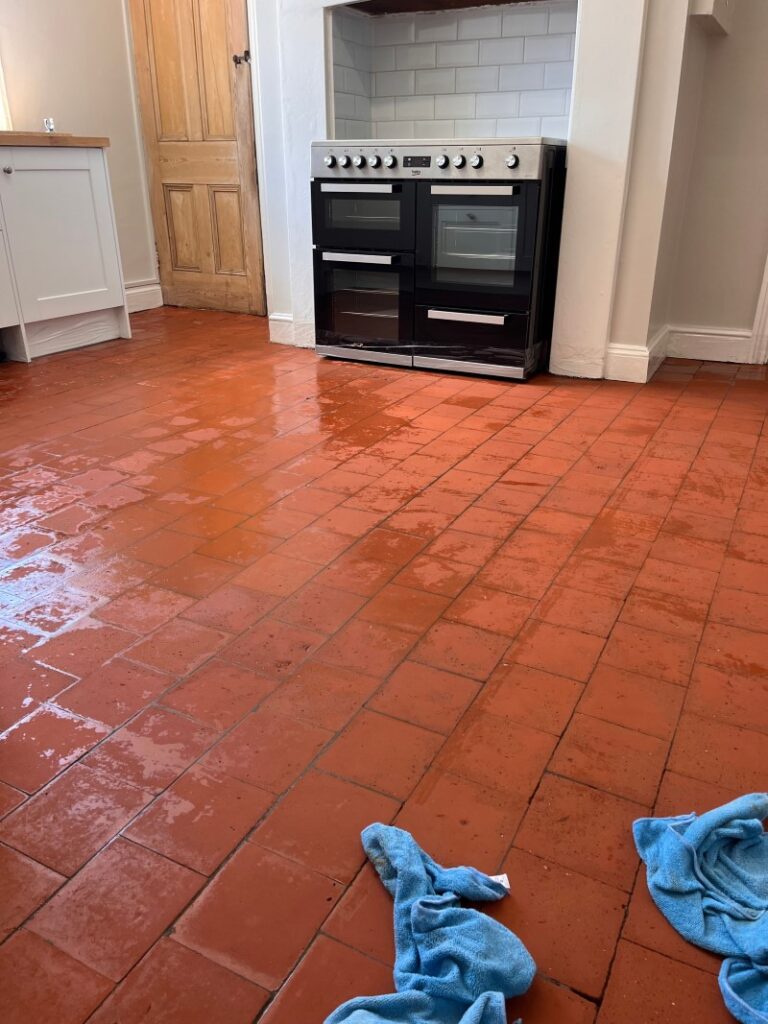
[130,0,265,313]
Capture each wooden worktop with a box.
[0,132,110,148]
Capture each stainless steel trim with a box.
[318,345,412,367]
[428,309,506,326]
[414,356,526,380]
[321,252,394,265]
[320,183,395,193]
[430,186,516,197]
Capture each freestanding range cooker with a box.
[311,138,566,380]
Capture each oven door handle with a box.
[322,251,397,265]
[320,183,398,193]
[430,185,517,197]
[428,309,507,326]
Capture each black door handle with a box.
[232,50,251,66]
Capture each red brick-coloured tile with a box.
[685,662,768,734]
[87,938,269,1024]
[555,555,638,599]
[452,506,521,538]
[509,620,604,682]
[397,768,526,873]
[180,583,280,633]
[125,766,273,874]
[633,557,719,600]
[30,618,136,678]
[0,705,109,793]
[0,842,64,939]
[316,617,416,677]
[95,583,193,634]
[127,528,202,567]
[653,769,740,818]
[0,763,149,876]
[516,774,646,891]
[263,660,381,731]
[600,623,697,686]
[0,780,25,819]
[196,525,282,565]
[169,507,246,539]
[358,583,450,634]
[445,584,535,637]
[53,659,170,728]
[161,661,276,730]
[719,555,768,595]
[84,708,215,794]
[578,664,683,740]
[367,660,480,734]
[323,862,395,966]
[202,708,331,793]
[318,710,443,799]
[222,617,325,678]
[254,770,398,883]
[623,880,721,975]
[0,657,73,732]
[0,929,113,1024]
[668,712,768,791]
[126,618,231,676]
[597,941,732,1024]
[29,838,203,981]
[260,935,392,1024]
[497,847,627,997]
[478,663,582,736]
[276,527,355,566]
[351,527,427,566]
[234,552,319,597]
[174,842,342,990]
[274,581,367,634]
[426,529,500,567]
[535,585,622,637]
[709,586,768,633]
[394,554,476,597]
[315,553,400,597]
[698,621,768,677]
[619,587,709,640]
[413,620,509,680]
[550,713,668,804]
[509,974,596,1024]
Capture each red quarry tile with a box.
[318,710,443,799]
[180,583,279,633]
[196,526,281,565]
[719,555,768,595]
[668,712,768,791]
[222,617,325,677]
[127,528,202,567]
[0,843,64,939]
[150,553,238,598]
[477,663,582,736]
[550,713,668,804]
[623,879,721,975]
[274,582,367,634]
[578,664,684,740]
[276,527,354,566]
[0,780,25,818]
[600,623,697,686]
[316,553,400,596]
[161,661,276,730]
[243,506,317,538]
[0,929,113,1024]
[29,838,203,981]
[709,586,768,633]
[351,527,427,566]
[686,662,768,734]
[263,660,381,732]
[168,506,245,539]
[509,975,596,1024]
[436,709,555,800]
[509,620,604,682]
[84,708,215,793]
[619,587,708,640]
[653,769,740,818]
[535,585,622,637]
[260,935,391,1024]
[95,583,193,633]
[53,659,170,727]
[397,768,527,873]
[445,584,535,636]
[69,554,155,597]
[125,765,273,874]
[426,530,500,567]
[126,619,230,676]
[394,555,476,597]
[17,588,103,635]
[497,847,627,997]
[0,763,149,876]
[0,657,73,732]
[317,506,384,537]
[698,621,768,677]
[413,620,509,680]
[316,617,416,677]
[174,842,342,990]
[87,938,268,1024]
[516,774,646,891]
[0,527,57,560]
[598,941,732,1024]
[368,660,480,734]
[323,862,395,966]
[555,555,638,599]
[30,618,136,678]
[254,770,398,883]
[234,552,319,597]
[202,708,331,793]
[358,583,450,634]
[0,705,108,793]
[634,557,719,600]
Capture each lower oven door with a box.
[314,250,414,365]
[413,305,531,379]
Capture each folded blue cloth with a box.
[633,793,768,1024]
[325,823,536,1024]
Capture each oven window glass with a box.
[325,197,401,233]
[330,268,399,341]
[432,204,518,287]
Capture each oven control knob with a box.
[384,155,397,168]
[470,154,483,169]
[506,154,520,169]
[324,155,337,168]
[436,154,449,169]
[452,154,466,168]
[369,154,382,168]
[353,155,366,168]
[339,155,351,168]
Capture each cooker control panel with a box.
[311,138,560,180]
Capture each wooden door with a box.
[129,0,266,314]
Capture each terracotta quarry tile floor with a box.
[0,306,766,1023]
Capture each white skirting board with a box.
[125,282,163,313]
[269,313,315,348]
[666,325,756,362]
[25,307,131,358]
[603,325,669,383]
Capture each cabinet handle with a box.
[2,167,12,175]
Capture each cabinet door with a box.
[0,229,20,329]
[0,148,124,324]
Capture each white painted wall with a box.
[0,0,160,309]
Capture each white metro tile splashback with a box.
[331,1,577,141]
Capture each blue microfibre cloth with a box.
[325,823,536,1024]
[633,793,768,1024]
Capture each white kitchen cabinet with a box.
[0,134,130,361]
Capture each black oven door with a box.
[314,250,414,365]
[415,181,539,312]
[311,180,416,252]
